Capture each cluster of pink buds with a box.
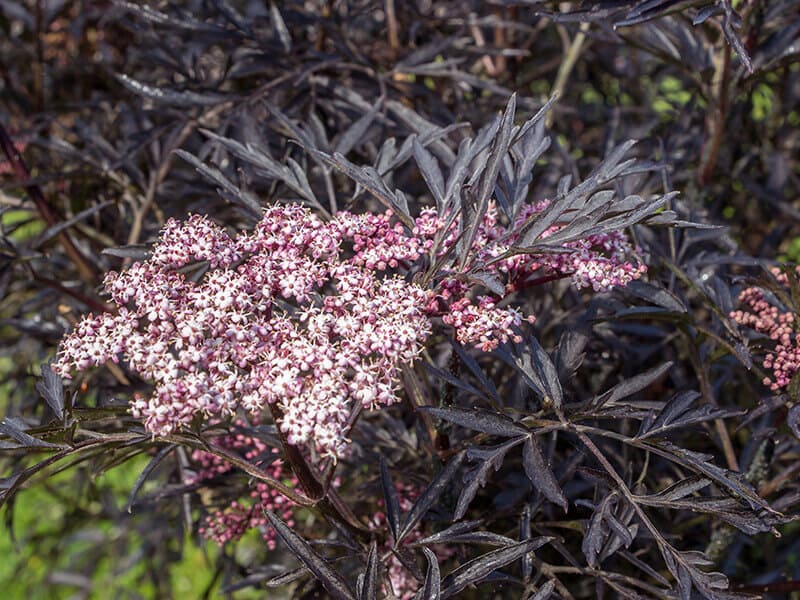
[731,267,800,391]
[55,200,645,456]
[185,421,297,548]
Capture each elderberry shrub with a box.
[1,2,799,599]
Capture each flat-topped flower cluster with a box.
[55,202,645,456]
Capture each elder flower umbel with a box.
[55,201,645,456]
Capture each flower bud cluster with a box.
[185,422,297,548]
[731,267,800,391]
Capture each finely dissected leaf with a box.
[442,123,497,212]
[126,444,176,512]
[36,362,64,421]
[115,74,228,107]
[449,341,501,402]
[527,335,563,408]
[440,537,553,598]
[422,406,529,437]
[529,580,556,600]
[386,100,456,167]
[789,405,800,440]
[425,364,489,400]
[413,137,445,210]
[496,337,562,409]
[101,245,151,259]
[522,435,567,510]
[507,100,553,214]
[412,520,483,545]
[458,94,517,269]
[656,441,775,513]
[113,1,229,32]
[312,150,414,228]
[663,548,744,600]
[650,476,713,502]
[582,492,615,568]
[462,270,505,296]
[335,99,381,157]
[415,521,515,547]
[198,129,320,208]
[266,565,312,587]
[263,511,356,600]
[0,418,62,449]
[34,201,114,249]
[174,149,261,216]
[624,280,688,313]
[595,362,673,408]
[582,492,636,565]
[416,548,441,600]
[218,569,284,594]
[517,140,637,248]
[269,2,292,52]
[666,497,780,535]
[380,457,401,543]
[399,452,465,543]
[555,326,588,380]
[358,542,379,600]
[635,391,735,440]
[455,439,524,520]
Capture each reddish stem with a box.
[0,121,96,282]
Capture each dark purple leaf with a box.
[788,405,800,440]
[595,362,673,407]
[413,137,445,210]
[116,74,228,108]
[422,406,529,437]
[457,94,517,269]
[635,391,736,440]
[523,435,567,511]
[0,418,62,449]
[440,537,553,598]
[269,2,292,52]
[335,99,381,157]
[413,520,482,545]
[174,149,261,216]
[530,580,556,600]
[101,245,151,260]
[380,457,401,544]
[415,548,441,600]
[455,439,524,520]
[126,444,176,512]
[263,511,356,600]
[399,452,465,543]
[358,542,379,600]
[36,362,64,421]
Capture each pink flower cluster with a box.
[185,422,297,548]
[55,201,644,455]
[55,206,437,457]
[731,267,800,391]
